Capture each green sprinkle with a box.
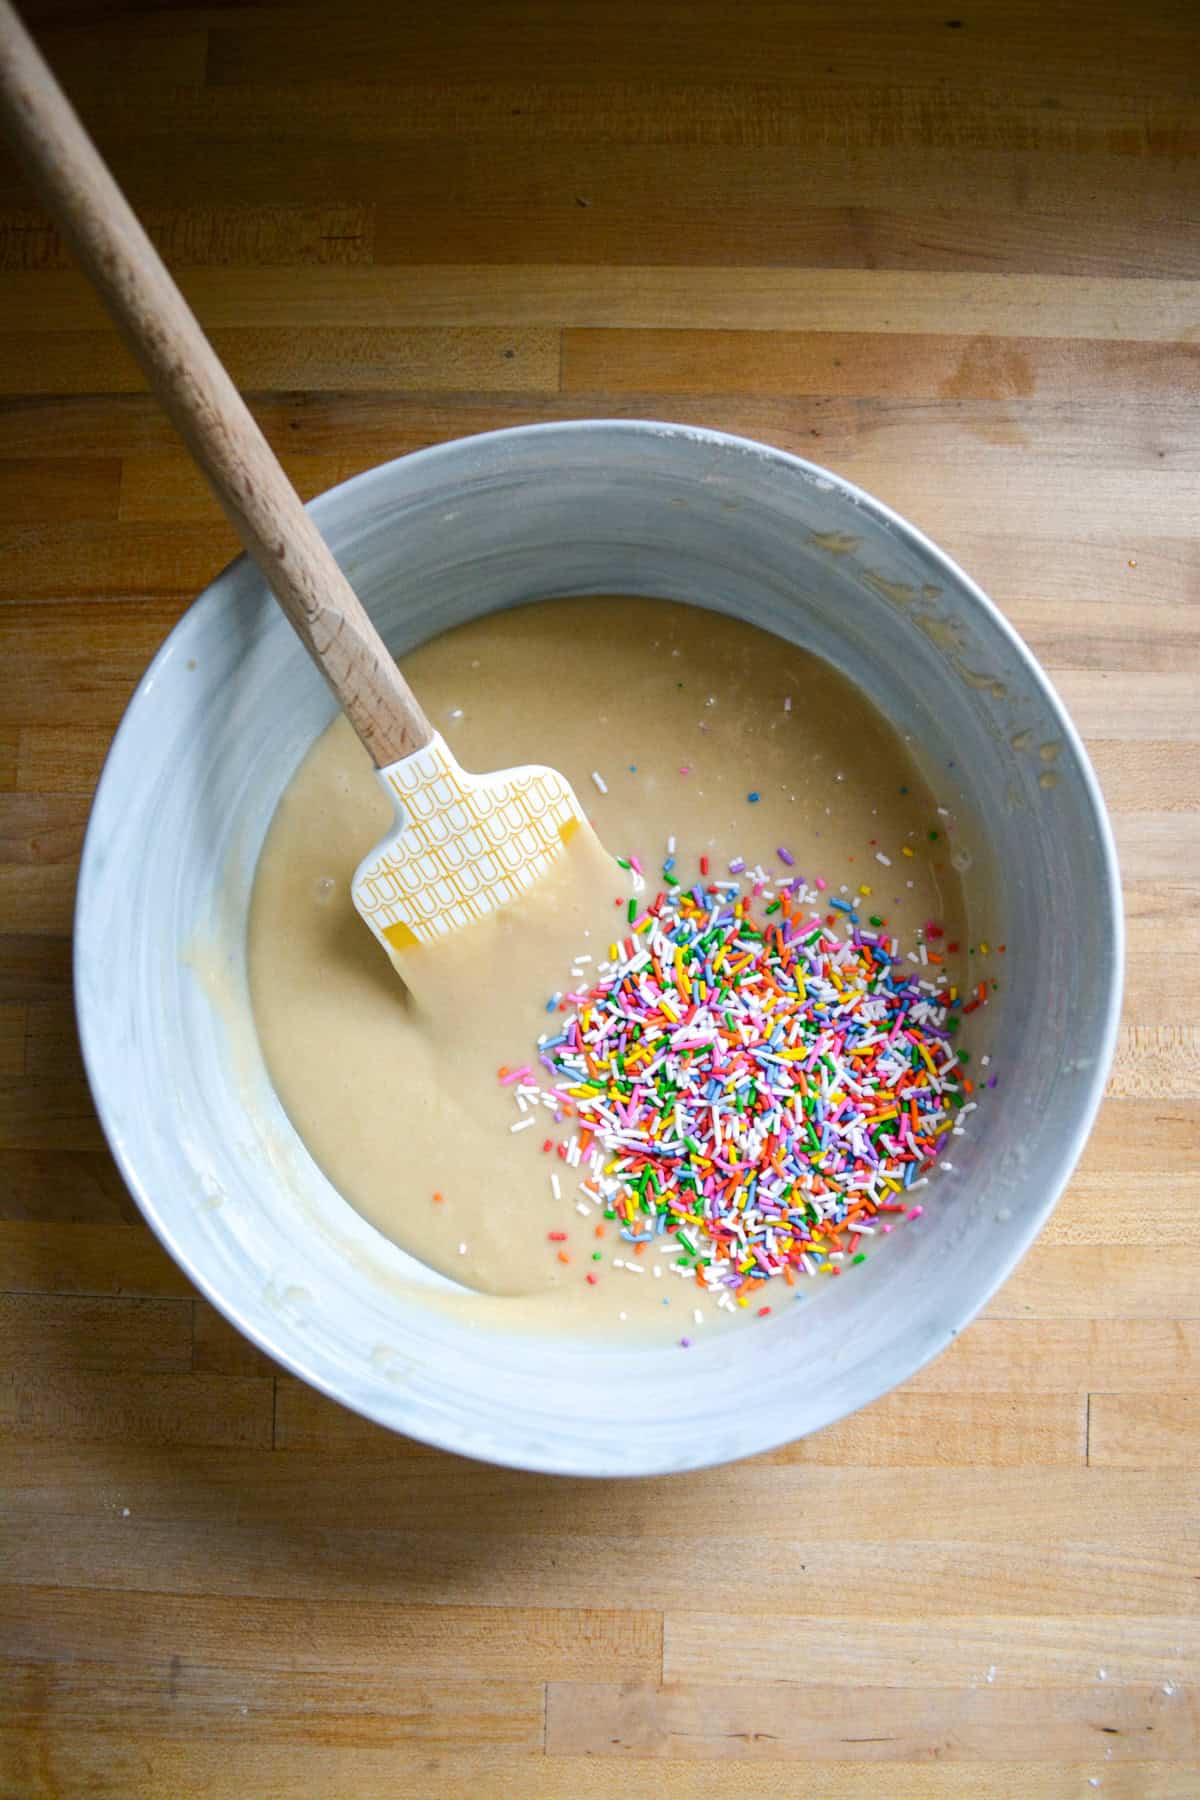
[766,901,781,915]
[929,829,939,840]
[592,1251,602,1261]
[852,1252,866,1265]
[869,914,883,927]
[616,857,631,870]
[627,898,637,923]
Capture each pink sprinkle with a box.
[815,877,827,891]
[629,853,644,875]
[752,880,765,897]
[499,1066,531,1086]
[777,847,795,866]
[679,765,691,775]
[906,1205,924,1221]
[881,1223,894,1235]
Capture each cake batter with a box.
[248,596,969,1337]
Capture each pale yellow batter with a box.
[249,597,968,1339]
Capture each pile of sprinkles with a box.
[499,847,995,1328]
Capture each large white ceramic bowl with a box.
[75,422,1122,1475]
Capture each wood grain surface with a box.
[1,1,1197,1795]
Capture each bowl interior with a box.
[75,422,1121,1475]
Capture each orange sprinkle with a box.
[557,1250,570,1265]
[594,1223,606,1238]
[432,1191,445,1204]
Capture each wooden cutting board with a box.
[1,2,1197,1794]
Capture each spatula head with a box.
[352,733,587,955]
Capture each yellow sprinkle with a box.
[858,884,872,897]
[609,942,618,960]
[902,846,915,858]
[980,941,990,954]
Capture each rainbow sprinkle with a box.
[503,862,986,1313]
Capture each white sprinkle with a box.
[458,1242,467,1255]
[120,1507,131,1519]
[1163,1680,1177,1696]
[985,1665,996,1684]
[449,707,464,719]
[509,1116,536,1133]
[550,1173,561,1200]
[668,835,676,854]
[784,696,792,711]
[875,851,892,865]
[573,954,593,966]
[619,1311,627,1320]
[937,805,950,817]
[653,1265,662,1278]
[591,770,608,794]
[693,1308,704,1325]
[1097,1669,1107,1681]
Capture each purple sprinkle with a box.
[987,1076,998,1088]
[777,846,795,866]
[679,1337,692,1348]
[728,858,746,875]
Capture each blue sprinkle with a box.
[747,791,760,803]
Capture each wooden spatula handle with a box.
[0,1,433,767]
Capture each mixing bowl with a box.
[75,421,1122,1476]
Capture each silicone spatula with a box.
[0,1,591,958]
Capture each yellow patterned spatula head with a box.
[352,733,588,956]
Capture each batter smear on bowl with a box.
[248,596,995,1342]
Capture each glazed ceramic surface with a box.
[75,422,1122,1475]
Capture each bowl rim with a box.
[74,418,1125,1475]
